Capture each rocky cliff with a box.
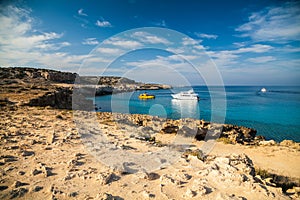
[0,67,172,109]
[0,67,77,84]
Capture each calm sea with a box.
[94,86,300,142]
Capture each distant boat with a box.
[139,93,155,99]
[261,88,267,93]
[171,90,199,100]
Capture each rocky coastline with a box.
[0,67,299,199]
[0,67,172,109]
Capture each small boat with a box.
[261,88,267,93]
[171,90,199,100]
[139,93,155,99]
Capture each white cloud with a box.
[207,44,273,67]
[124,55,208,85]
[235,2,300,42]
[246,56,276,63]
[78,8,88,16]
[195,33,218,39]
[279,45,300,53]
[96,47,122,54]
[81,56,110,64]
[0,4,85,68]
[0,5,69,52]
[166,47,185,54]
[207,50,239,68]
[233,42,247,47]
[132,31,171,45]
[36,41,71,50]
[96,19,112,27]
[234,44,273,53]
[126,55,194,71]
[82,38,99,45]
[104,37,142,49]
[182,37,202,46]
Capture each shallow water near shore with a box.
[94,86,300,142]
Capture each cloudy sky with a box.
[0,0,299,85]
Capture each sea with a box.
[94,86,300,142]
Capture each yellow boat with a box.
[138,93,155,99]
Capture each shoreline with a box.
[1,67,298,143]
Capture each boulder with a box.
[195,128,207,140]
[161,124,179,134]
[259,140,277,146]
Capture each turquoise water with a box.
[94,86,300,142]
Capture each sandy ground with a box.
[211,142,300,178]
[0,106,299,200]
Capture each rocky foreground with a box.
[0,106,299,200]
[0,67,299,199]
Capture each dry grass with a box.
[255,167,300,193]
[217,137,233,144]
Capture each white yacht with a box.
[260,88,267,93]
[171,89,199,100]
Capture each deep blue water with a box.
[94,86,300,142]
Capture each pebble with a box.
[32,185,43,192]
[68,191,78,197]
[0,185,8,191]
[12,181,28,188]
[146,172,160,180]
[17,171,25,175]
[21,150,35,157]
[142,191,155,198]
[41,166,52,177]
[31,169,42,176]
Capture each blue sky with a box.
[0,0,299,85]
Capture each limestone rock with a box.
[259,140,277,146]
[161,124,179,134]
[96,172,118,185]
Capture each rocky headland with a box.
[0,67,299,199]
[0,67,171,109]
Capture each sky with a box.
[0,0,299,85]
